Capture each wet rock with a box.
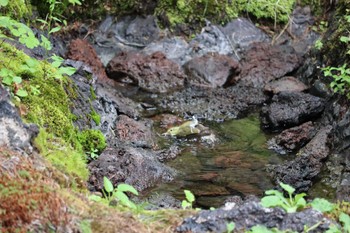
[260,92,325,131]
[268,126,332,193]
[88,147,175,192]
[176,200,331,233]
[236,43,300,88]
[157,114,183,129]
[93,15,160,66]
[267,121,317,154]
[158,85,267,121]
[220,18,271,58]
[66,38,111,84]
[64,60,119,143]
[264,76,309,94]
[183,53,240,88]
[115,115,156,148]
[0,86,38,154]
[106,51,185,93]
[334,109,350,152]
[143,37,190,65]
[214,151,246,168]
[156,145,182,162]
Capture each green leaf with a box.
[261,196,283,208]
[16,89,28,97]
[89,195,102,202]
[226,222,235,233]
[0,0,8,7]
[2,76,12,85]
[117,184,138,196]
[279,182,295,195]
[340,212,350,232]
[115,191,137,209]
[50,55,64,68]
[340,36,350,43]
[181,200,191,209]
[12,76,22,84]
[103,176,114,193]
[184,190,195,203]
[49,26,61,34]
[310,198,335,213]
[40,35,52,51]
[58,66,76,76]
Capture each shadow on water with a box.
[148,114,286,208]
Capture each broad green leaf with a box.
[16,89,28,97]
[310,198,335,213]
[69,0,82,5]
[2,76,12,85]
[12,76,22,84]
[103,176,114,193]
[0,0,9,7]
[248,225,275,233]
[58,66,76,76]
[325,224,342,233]
[226,222,235,233]
[181,200,191,209]
[184,190,195,203]
[115,191,137,209]
[261,196,283,208]
[340,212,350,232]
[279,182,295,195]
[117,184,138,195]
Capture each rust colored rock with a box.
[106,51,185,93]
[236,42,300,88]
[66,39,111,84]
[183,53,240,88]
[268,121,317,154]
[116,115,156,149]
[264,76,309,94]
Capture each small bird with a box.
[164,116,200,137]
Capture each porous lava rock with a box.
[260,91,325,131]
[236,43,300,88]
[66,39,111,84]
[267,121,317,154]
[88,147,175,192]
[264,76,309,94]
[106,51,185,93]
[268,126,332,193]
[115,115,156,148]
[177,200,331,233]
[183,53,240,88]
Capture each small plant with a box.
[261,182,306,213]
[89,176,138,209]
[0,68,28,99]
[86,148,99,160]
[314,39,323,50]
[226,222,235,233]
[322,64,350,97]
[246,225,291,233]
[182,189,195,209]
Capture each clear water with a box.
[148,114,284,208]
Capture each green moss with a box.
[78,129,106,153]
[0,0,31,20]
[90,86,97,100]
[155,0,295,28]
[34,129,89,182]
[90,109,101,125]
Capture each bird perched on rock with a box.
[163,116,200,137]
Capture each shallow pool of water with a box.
[147,114,285,208]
